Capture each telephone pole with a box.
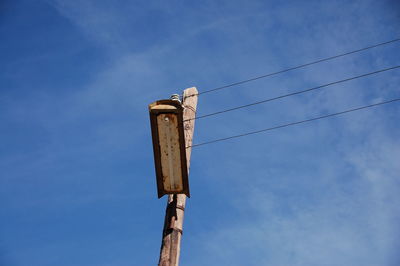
[158,87,198,266]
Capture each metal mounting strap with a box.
[165,227,183,235]
[176,205,185,211]
[184,105,197,113]
[166,203,185,212]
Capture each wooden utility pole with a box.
[158,87,198,266]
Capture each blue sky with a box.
[1,0,400,265]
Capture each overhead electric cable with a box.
[187,65,400,121]
[194,37,400,96]
[189,97,400,148]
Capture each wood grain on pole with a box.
[158,87,198,266]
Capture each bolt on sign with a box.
[149,99,190,198]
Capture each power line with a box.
[194,37,400,96]
[189,97,400,148]
[187,65,400,121]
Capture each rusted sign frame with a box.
[149,99,190,198]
